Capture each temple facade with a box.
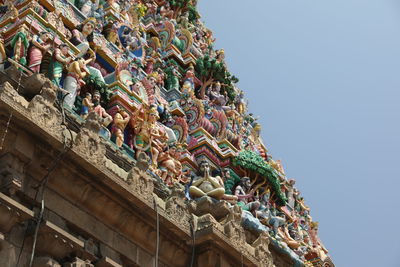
[0,0,334,266]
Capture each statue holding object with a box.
[131,105,168,169]
[48,44,72,87]
[63,52,95,108]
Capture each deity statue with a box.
[111,106,130,147]
[93,90,112,127]
[48,44,72,87]
[182,64,200,89]
[156,144,183,186]
[28,31,53,73]
[144,51,156,74]
[189,160,225,200]
[234,177,260,216]
[177,12,190,30]
[104,19,120,46]
[11,28,29,66]
[159,2,173,19]
[132,81,148,103]
[70,17,96,57]
[165,65,180,91]
[81,92,94,119]
[308,222,328,260]
[63,54,95,108]
[219,168,238,202]
[234,90,246,114]
[208,81,229,110]
[156,68,165,87]
[215,49,225,63]
[80,0,99,17]
[131,105,168,169]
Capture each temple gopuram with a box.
[0,0,334,266]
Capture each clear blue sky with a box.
[198,1,400,266]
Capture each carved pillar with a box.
[252,233,274,267]
[28,81,64,140]
[127,167,154,203]
[0,128,34,196]
[0,153,25,195]
[74,112,106,166]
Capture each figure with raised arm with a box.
[63,53,95,108]
[234,177,260,216]
[48,43,72,87]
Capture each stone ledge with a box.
[195,224,259,266]
[0,192,34,233]
[95,256,122,267]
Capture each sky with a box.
[198,1,400,266]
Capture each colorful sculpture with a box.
[112,107,130,147]
[48,44,72,87]
[156,144,183,185]
[0,1,331,264]
[71,17,96,57]
[64,55,95,108]
[131,105,168,169]
[234,177,260,216]
[0,32,6,71]
[93,90,112,127]
[81,92,94,119]
[11,28,29,66]
[28,31,53,73]
[189,160,225,200]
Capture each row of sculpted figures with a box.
[0,0,330,264]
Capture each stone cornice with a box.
[0,79,274,266]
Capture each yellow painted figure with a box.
[0,33,6,71]
[112,108,130,147]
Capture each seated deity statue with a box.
[189,160,225,200]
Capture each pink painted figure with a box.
[28,31,52,73]
[93,90,113,127]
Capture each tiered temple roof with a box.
[0,0,334,266]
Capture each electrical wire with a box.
[14,91,73,267]
[27,93,73,267]
[153,198,160,267]
[189,218,196,267]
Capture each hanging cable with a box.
[189,218,196,267]
[14,91,73,267]
[153,198,160,267]
[27,92,73,267]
